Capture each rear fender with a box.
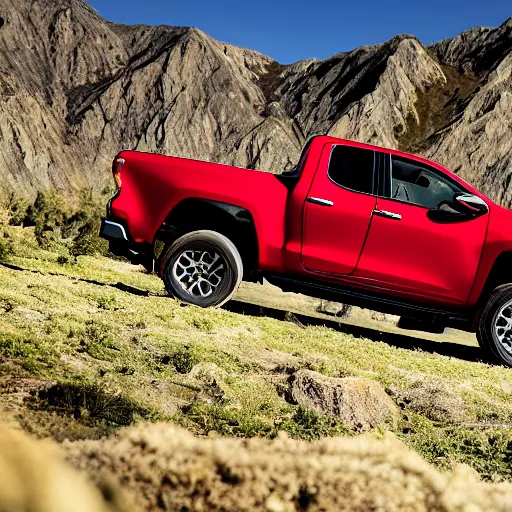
[154,198,259,278]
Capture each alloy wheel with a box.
[172,249,226,298]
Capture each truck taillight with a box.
[113,157,125,188]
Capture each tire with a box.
[160,230,243,308]
[477,284,512,367]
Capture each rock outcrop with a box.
[392,378,467,423]
[289,369,399,431]
[0,0,510,206]
[316,300,352,318]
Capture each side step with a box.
[265,274,472,330]
[397,316,446,334]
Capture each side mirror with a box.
[454,193,489,216]
[427,193,488,223]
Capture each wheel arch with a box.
[478,252,512,303]
[472,251,512,330]
[154,198,259,278]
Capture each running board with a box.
[265,274,472,330]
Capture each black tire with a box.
[477,284,512,367]
[161,230,243,308]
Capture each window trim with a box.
[326,144,377,197]
[379,153,469,210]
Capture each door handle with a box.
[307,197,334,207]
[373,209,402,220]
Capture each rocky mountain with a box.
[0,0,510,205]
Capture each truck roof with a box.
[310,135,435,165]
[307,135,479,195]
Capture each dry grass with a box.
[0,223,512,482]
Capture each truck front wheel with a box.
[477,285,512,367]
[161,230,243,308]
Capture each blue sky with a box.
[87,0,511,64]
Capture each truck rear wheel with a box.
[161,230,243,308]
[477,285,512,367]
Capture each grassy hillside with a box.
[1,220,512,482]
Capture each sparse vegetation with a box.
[0,204,512,483]
[3,189,110,259]
[31,380,156,427]
[396,63,478,154]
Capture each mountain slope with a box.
[0,0,510,205]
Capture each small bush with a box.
[6,192,28,226]
[78,320,119,360]
[32,381,154,426]
[181,402,350,440]
[0,237,12,262]
[24,191,67,250]
[67,190,108,257]
[19,188,109,256]
[97,294,118,311]
[181,402,274,437]
[278,406,350,440]
[0,209,14,262]
[161,346,200,374]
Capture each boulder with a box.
[370,311,400,324]
[290,369,399,431]
[392,379,466,423]
[187,362,229,403]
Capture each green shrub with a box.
[32,381,154,426]
[181,403,349,440]
[6,192,28,226]
[78,320,119,360]
[24,191,67,250]
[278,406,350,440]
[20,189,108,256]
[160,346,200,374]
[97,294,118,311]
[67,190,108,257]
[0,209,14,262]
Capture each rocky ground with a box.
[5,421,512,512]
[1,222,512,510]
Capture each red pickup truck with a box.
[100,135,512,366]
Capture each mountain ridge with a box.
[0,0,510,205]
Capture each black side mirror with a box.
[427,193,488,223]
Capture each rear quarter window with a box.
[328,145,375,194]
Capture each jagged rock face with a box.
[429,18,512,77]
[0,0,510,206]
[425,52,512,205]
[274,36,446,150]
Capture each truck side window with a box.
[328,145,375,195]
[391,156,464,209]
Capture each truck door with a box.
[301,143,377,275]
[355,153,488,303]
